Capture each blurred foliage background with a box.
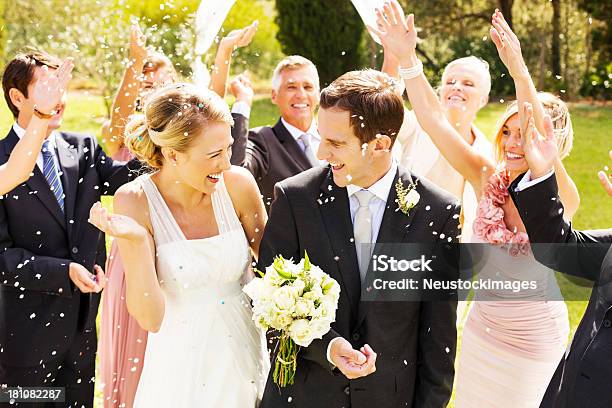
[0,0,609,113]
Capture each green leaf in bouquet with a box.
[273,255,296,280]
[303,251,311,272]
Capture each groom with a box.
[258,69,460,408]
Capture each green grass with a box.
[1,94,609,407]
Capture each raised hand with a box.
[129,24,148,65]
[229,73,254,106]
[520,102,558,178]
[490,9,529,79]
[32,58,73,114]
[220,20,259,51]
[598,150,612,196]
[69,262,105,293]
[88,202,148,241]
[367,1,417,65]
[329,337,377,379]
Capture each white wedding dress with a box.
[133,173,269,407]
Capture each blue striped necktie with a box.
[41,139,65,212]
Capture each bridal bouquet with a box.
[243,253,340,387]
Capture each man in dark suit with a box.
[259,69,460,408]
[0,51,138,407]
[509,106,612,408]
[230,55,322,210]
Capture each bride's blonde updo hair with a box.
[493,92,573,163]
[125,83,233,169]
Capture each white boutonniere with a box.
[395,178,420,216]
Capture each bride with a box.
[89,83,269,407]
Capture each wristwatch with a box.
[33,105,57,119]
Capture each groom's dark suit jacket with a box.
[509,174,612,408]
[231,117,315,212]
[0,129,139,396]
[258,165,461,408]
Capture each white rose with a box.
[304,284,323,301]
[308,265,326,281]
[243,278,265,301]
[253,313,270,331]
[288,319,317,347]
[270,310,294,330]
[294,297,315,317]
[292,278,306,296]
[406,189,420,207]
[314,299,337,322]
[273,286,297,311]
[309,317,333,338]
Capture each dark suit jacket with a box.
[509,174,612,408]
[231,117,314,211]
[0,129,139,368]
[259,165,461,408]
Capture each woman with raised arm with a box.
[90,83,269,407]
[371,2,579,406]
[0,59,73,195]
[97,23,257,408]
[380,37,495,242]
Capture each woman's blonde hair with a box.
[125,83,233,169]
[493,92,573,163]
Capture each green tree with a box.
[577,0,611,99]
[275,0,366,86]
[0,1,6,61]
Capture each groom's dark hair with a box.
[319,69,404,146]
[2,49,61,118]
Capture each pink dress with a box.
[98,147,148,408]
[453,171,569,407]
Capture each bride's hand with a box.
[88,202,148,241]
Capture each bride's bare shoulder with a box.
[113,177,151,225]
[223,166,262,214]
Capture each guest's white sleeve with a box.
[326,337,343,366]
[515,169,555,192]
[231,101,251,119]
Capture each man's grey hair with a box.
[271,55,320,92]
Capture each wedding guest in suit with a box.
[509,105,612,408]
[230,55,323,210]
[0,50,139,408]
[97,23,257,408]
[259,68,461,408]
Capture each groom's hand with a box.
[330,338,377,379]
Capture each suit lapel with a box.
[273,119,312,171]
[56,134,79,230]
[355,168,420,328]
[1,129,66,229]
[318,169,361,316]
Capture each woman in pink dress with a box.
[98,26,177,408]
[372,4,580,406]
[98,23,257,407]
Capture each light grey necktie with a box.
[299,133,319,167]
[353,190,375,282]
